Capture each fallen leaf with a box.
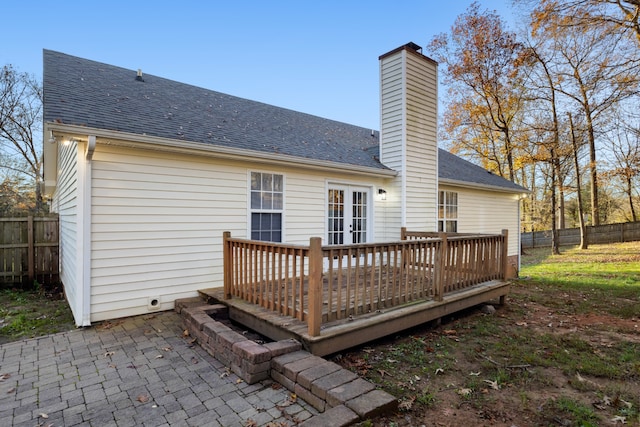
[611,415,627,424]
[191,357,199,364]
[378,369,392,378]
[515,321,528,326]
[245,420,258,427]
[108,363,116,369]
[182,329,190,337]
[457,388,472,396]
[469,372,481,376]
[7,387,16,394]
[435,368,444,375]
[127,364,137,369]
[620,399,633,409]
[236,378,243,384]
[271,382,282,390]
[162,347,172,352]
[39,413,49,419]
[483,379,499,390]
[398,396,415,411]
[104,351,115,357]
[0,373,10,381]
[136,394,149,403]
[155,355,164,359]
[443,329,457,335]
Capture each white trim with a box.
[400,49,408,228]
[76,139,93,326]
[45,123,398,181]
[439,177,529,195]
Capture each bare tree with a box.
[533,0,640,45]
[602,113,640,221]
[568,113,589,248]
[0,65,43,211]
[531,3,640,225]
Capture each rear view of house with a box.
[43,43,527,327]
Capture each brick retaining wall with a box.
[175,297,397,426]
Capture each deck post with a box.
[433,233,447,301]
[400,227,407,240]
[501,229,509,280]
[223,231,232,299]
[308,237,323,337]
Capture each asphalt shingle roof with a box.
[438,149,527,192]
[43,50,526,192]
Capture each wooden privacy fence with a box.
[223,229,508,336]
[0,215,59,286]
[521,221,640,248]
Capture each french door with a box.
[327,185,370,245]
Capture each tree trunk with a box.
[569,113,588,249]
[627,177,638,221]
[550,148,560,255]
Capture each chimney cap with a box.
[405,42,422,53]
[135,69,144,82]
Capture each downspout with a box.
[79,135,96,326]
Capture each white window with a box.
[250,172,283,242]
[438,190,458,233]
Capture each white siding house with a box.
[43,43,527,326]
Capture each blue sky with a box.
[3,1,517,131]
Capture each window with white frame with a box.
[438,190,458,233]
[250,172,283,242]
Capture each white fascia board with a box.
[46,123,398,179]
[439,177,530,196]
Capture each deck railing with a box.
[223,229,508,337]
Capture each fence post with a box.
[27,216,35,283]
[501,229,509,280]
[223,231,232,299]
[433,233,447,301]
[400,227,407,241]
[308,237,323,337]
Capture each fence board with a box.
[0,215,59,286]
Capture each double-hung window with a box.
[250,172,283,242]
[438,190,458,233]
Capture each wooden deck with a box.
[211,229,511,355]
[199,279,509,356]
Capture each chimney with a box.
[136,69,144,82]
[379,42,439,234]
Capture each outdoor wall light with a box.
[48,130,57,144]
[378,188,387,200]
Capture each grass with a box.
[518,242,640,318]
[0,285,75,344]
[343,241,640,426]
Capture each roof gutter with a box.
[45,123,398,178]
[439,177,530,195]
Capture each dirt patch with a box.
[334,284,640,426]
